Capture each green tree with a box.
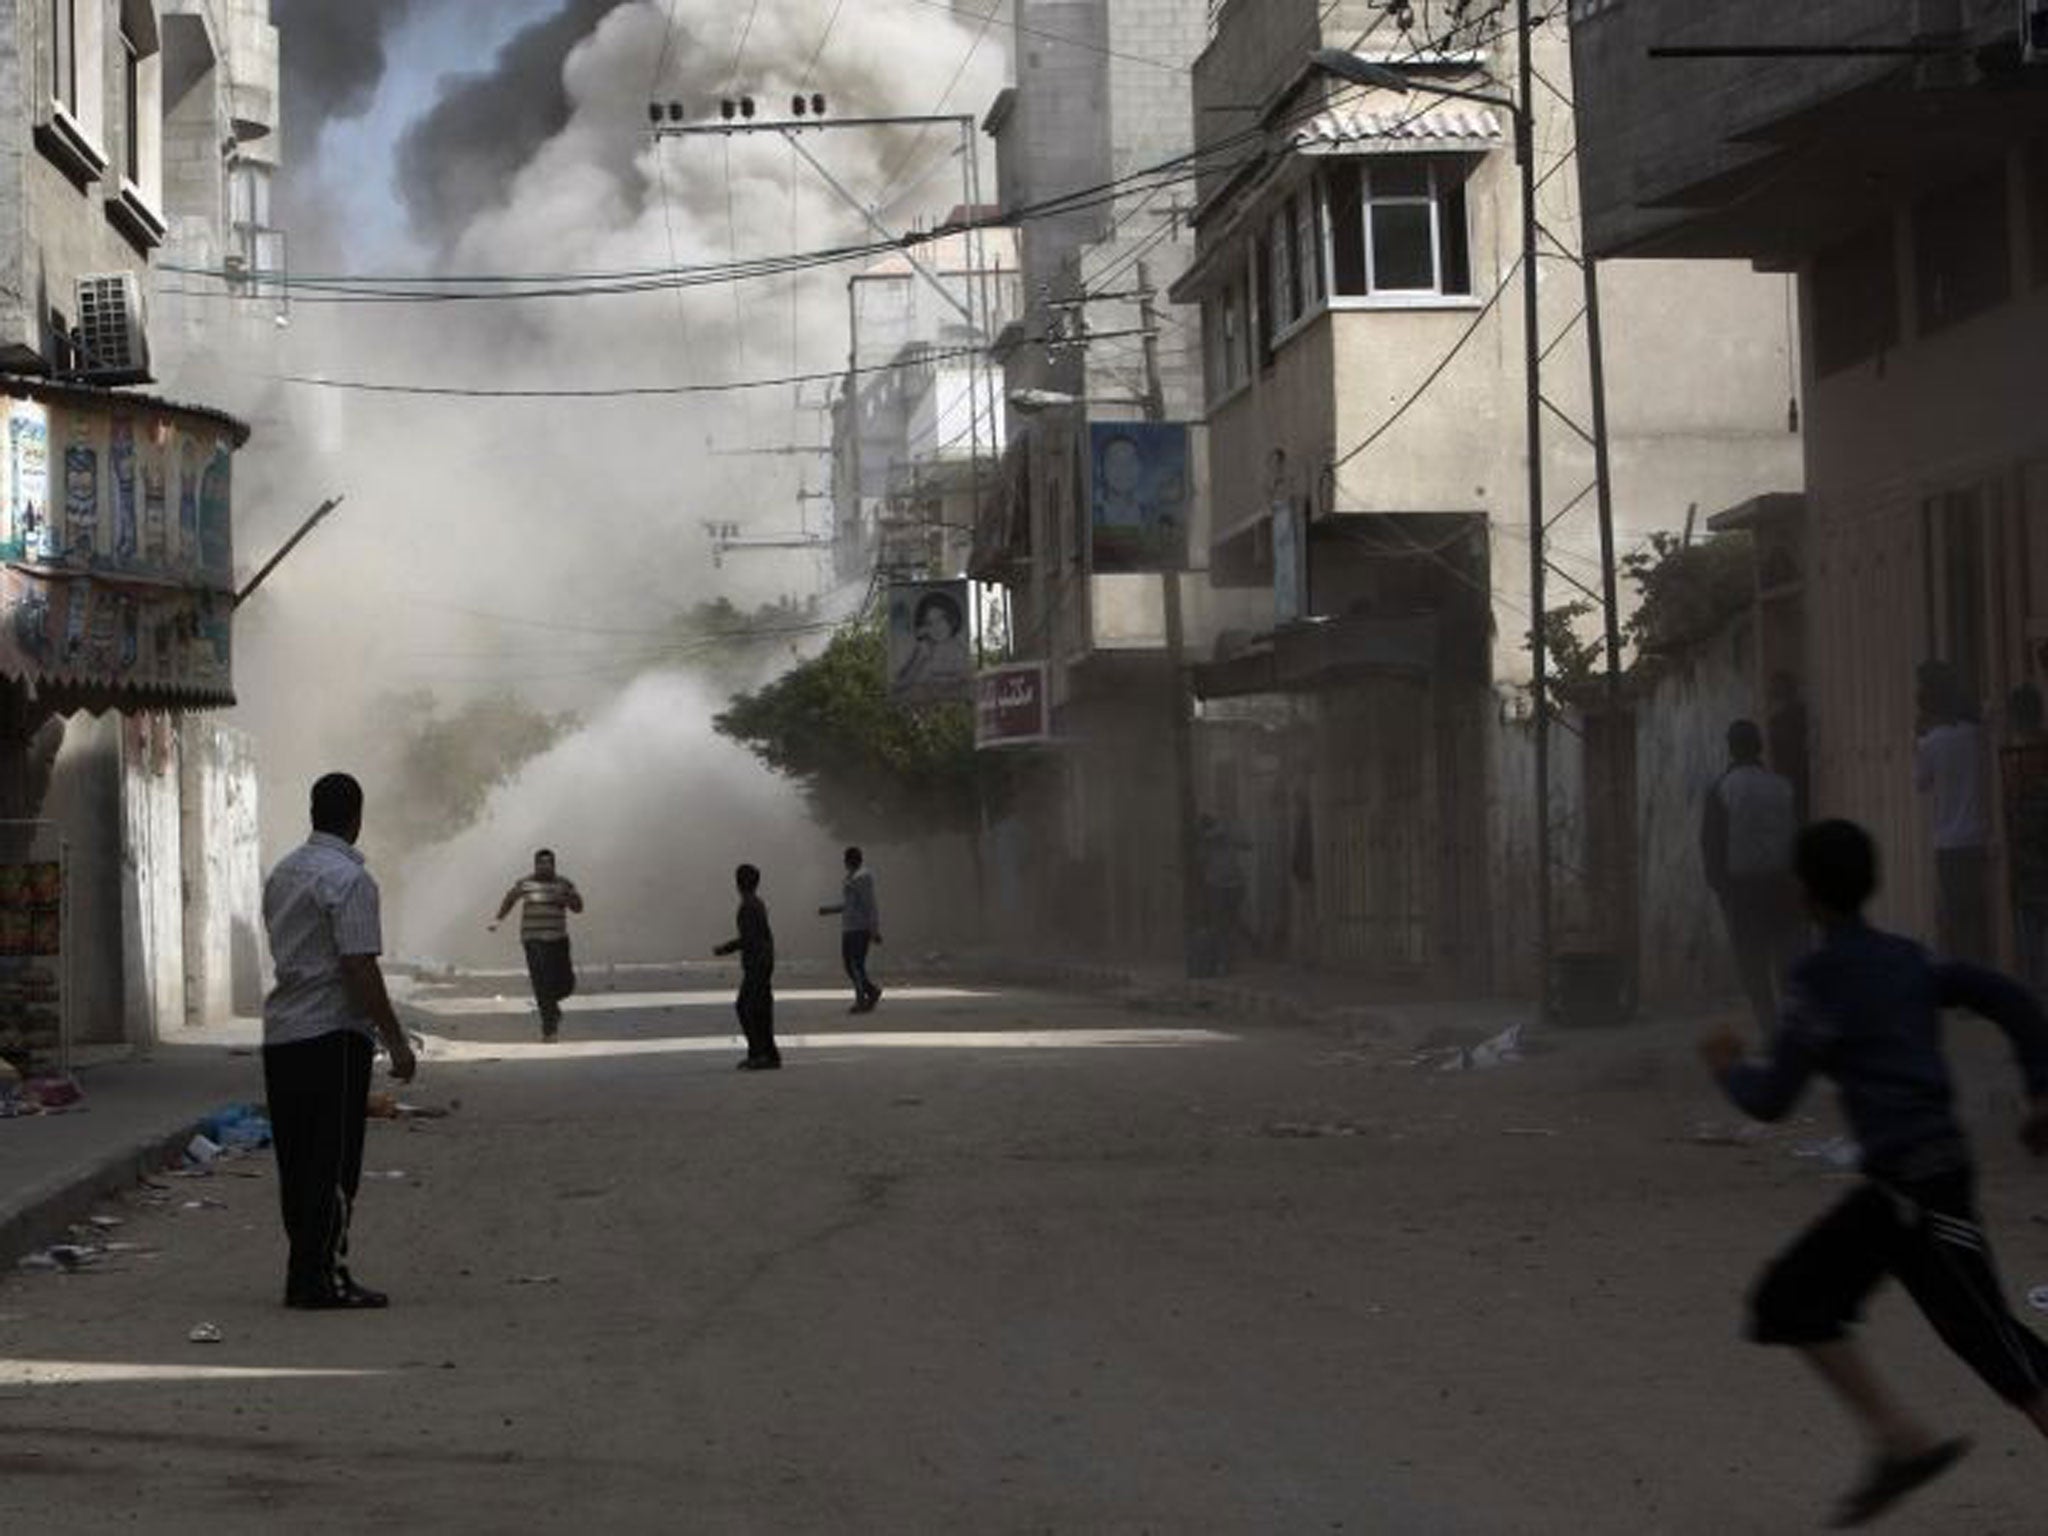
[372,689,580,856]
[713,621,997,842]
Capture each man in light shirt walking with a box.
[820,845,882,1013]
[261,773,416,1311]
[1916,662,1993,963]
[490,848,583,1042]
[1702,719,1804,1034]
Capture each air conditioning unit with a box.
[72,272,151,384]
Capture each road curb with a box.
[0,1110,210,1270]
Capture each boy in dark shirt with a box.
[714,864,779,1071]
[1701,819,2048,1527]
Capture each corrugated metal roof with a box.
[1291,106,1504,154]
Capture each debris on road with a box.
[1501,1127,1559,1138]
[1790,1136,1861,1170]
[2029,1286,2048,1314]
[183,1133,223,1168]
[511,1274,560,1286]
[1256,1120,1368,1140]
[86,1214,122,1230]
[188,1323,223,1344]
[1689,1120,1772,1147]
[362,1170,409,1181]
[1402,1023,1527,1073]
[199,1104,272,1149]
[17,1243,100,1272]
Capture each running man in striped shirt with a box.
[490,849,583,1041]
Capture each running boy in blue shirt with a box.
[1702,819,2048,1526]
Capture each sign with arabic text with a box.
[975,662,1051,748]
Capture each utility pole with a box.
[1583,251,1631,1004]
[1140,261,1202,980]
[1516,0,1553,1022]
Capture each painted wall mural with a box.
[0,393,238,702]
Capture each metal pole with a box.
[1141,262,1200,978]
[234,496,344,608]
[1583,248,1631,999]
[1517,0,1551,1018]
[962,117,985,580]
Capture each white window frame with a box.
[110,0,165,249]
[1295,189,1324,310]
[1365,162,1445,297]
[1206,271,1252,408]
[40,0,109,183]
[1323,156,1482,310]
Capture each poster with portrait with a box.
[1088,421,1190,572]
[2,399,49,562]
[886,579,974,704]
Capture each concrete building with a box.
[831,222,1022,582]
[1169,1,1803,986]
[156,0,286,361]
[971,0,1269,964]
[0,1,263,1070]
[1573,0,2048,949]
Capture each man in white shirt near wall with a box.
[1702,719,1804,1034]
[1916,663,1993,964]
[261,773,416,1311]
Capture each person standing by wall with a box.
[820,846,882,1013]
[490,849,584,1042]
[1916,662,1993,963]
[715,863,780,1071]
[261,772,417,1311]
[1702,719,1803,1034]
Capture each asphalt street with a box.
[3,969,2046,1534]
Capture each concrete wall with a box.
[180,713,262,1021]
[1488,617,1754,1005]
[1630,627,1757,1004]
[1,1,169,368]
[119,710,181,1048]
[39,711,122,1044]
[1570,0,2016,257]
[1192,18,1804,683]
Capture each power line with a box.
[272,328,1154,401]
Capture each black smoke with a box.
[271,0,423,155]
[395,0,639,248]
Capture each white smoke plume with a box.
[196,1,1010,963]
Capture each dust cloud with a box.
[176,1,1009,963]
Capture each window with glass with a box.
[1322,157,1474,299]
[50,0,76,113]
[121,24,140,182]
[1207,283,1247,399]
[1295,190,1324,309]
[230,162,272,228]
[1267,209,1297,335]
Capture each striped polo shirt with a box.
[512,877,577,942]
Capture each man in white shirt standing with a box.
[819,846,882,1013]
[1916,663,1993,963]
[262,773,416,1310]
[1702,719,1804,1033]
